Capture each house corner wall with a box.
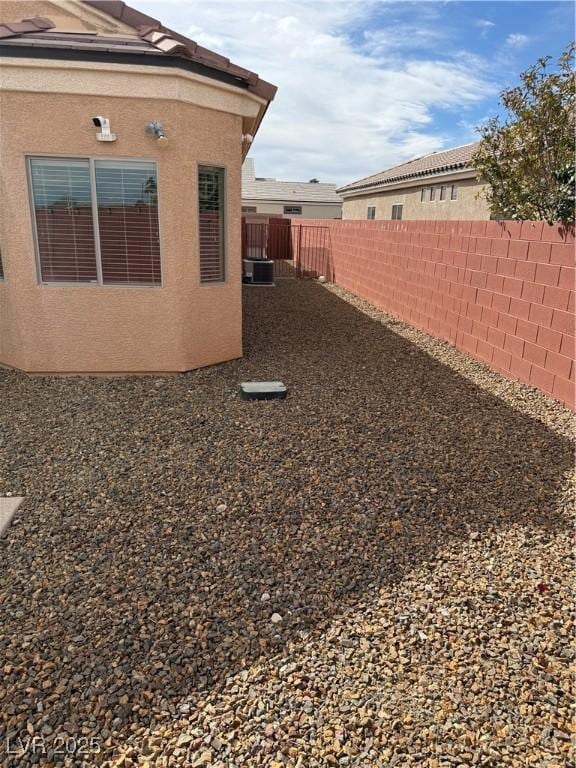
[0,89,243,374]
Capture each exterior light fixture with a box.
[242,133,254,144]
[92,116,116,142]
[145,120,169,148]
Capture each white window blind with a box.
[29,157,161,286]
[30,158,98,283]
[198,165,225,283]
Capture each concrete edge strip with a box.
[0,497,25,536]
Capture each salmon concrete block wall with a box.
[293,219,575,409]
[0,91,243,373]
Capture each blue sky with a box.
[135,0,574,185]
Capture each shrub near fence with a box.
[293,219,575,409]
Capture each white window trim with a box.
[197,162,228,287]
[27,155,164,288]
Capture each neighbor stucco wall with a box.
[242,200,342,219]
[342,177,490,221]
[0,89,244,373]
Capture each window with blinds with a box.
[28,157,161,286]
[29,158,98,283]
[95,161,161,285]
[198,165,225,283]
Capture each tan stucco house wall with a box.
[0,1,275,374]
[341,174,490,221]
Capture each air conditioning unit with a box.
[242,258,274,286]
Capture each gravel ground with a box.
[0,280,574,768]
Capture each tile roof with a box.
[0,16,55,39]
[242,161,342,204]
[0,2,276,102]
[337,142,479,195]
[83,0,276,101]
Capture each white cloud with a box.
[138,0,497,185]
[506,33,530,47]
[475,19,496,38]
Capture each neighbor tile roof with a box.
[242,180,342,204]
[337,142,479,195]
[0,1,276,102]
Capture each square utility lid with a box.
[240,381,287,400]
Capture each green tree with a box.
[473,43,575,225]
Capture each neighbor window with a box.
[451,185,458,200]
[29,157,161,285]
[198,165,226,283]
[440,185,447,201]
[367,206,376,220]
[284,205,302,215]
[430,187,436,201]
[242,206,257,213]
[391,204,403,220]
[420,188,426,202]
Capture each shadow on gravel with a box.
[0,280,572,765]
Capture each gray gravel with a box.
[0,280,574,767]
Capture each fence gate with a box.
[241,219,332,281]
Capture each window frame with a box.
[391,204,403,221]
[242,206,257,213]
[26,154,164,288]
[429,187,436,202]
[283,205,303,215]
[439,185,447,201]
[451,185,458,200]
[420,188,426,202]
[197,162,228,286]
[367,206,376,220]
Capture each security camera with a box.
[92,116,116,142]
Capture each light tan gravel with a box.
[0,280,574,767]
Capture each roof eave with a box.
[337,165,477,196]
[82,0,277,102]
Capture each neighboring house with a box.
[242,159,342,219]
[338,143,490,221]
[0,0,276,374]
